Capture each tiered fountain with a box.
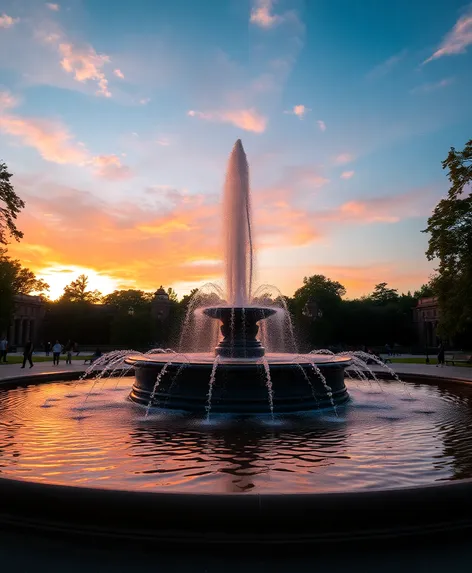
[126,140,351,414]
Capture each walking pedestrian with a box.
[21,340,34,369]
[52,340,62,365]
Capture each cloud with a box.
[188,108,267,133]
[0,13,19,28]
[0,95,132,176]
[250,0,282,28]
[284,104,310,118]
[366,49,408,79]
[340,171,355,180]
[0,90,19,109]
[316,120,326,132]
[59,42,111,97]
[424,10,472,63]
[90,154,132,180]
[410,77,454,94]
[334,153,354,165]
[114,68,125,79]
[318,188,437,225]
[46,3,60,10]
[139,98,150,105]
[0,114,89,165]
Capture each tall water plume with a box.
[223,139,253,306]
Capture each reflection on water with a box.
[0,377,472,493]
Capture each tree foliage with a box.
[0,162,25,244]
[0,248,49,332]
[60,274,103,303]
[368,282,399,305]
[424,139,472,338]
[103,289,153,312]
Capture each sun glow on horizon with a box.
[37,266,126,301]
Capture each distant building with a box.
[151,287,172,321]
[6,294,46,346]
[414,297,439,347]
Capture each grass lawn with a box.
[0,355,92,365]
[390,357,472,367]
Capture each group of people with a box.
[0,337,81,368]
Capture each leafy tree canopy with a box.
[103,289,153,312]
[60,274,102,304]
[424,139,472,337]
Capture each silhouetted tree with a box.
[0,161,25,245]
[60,274,102,303]
[424,139,472,340]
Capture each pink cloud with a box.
[139,98,150,105]
[410,77,454,94]
[425,10,472,63]
[91,154,132,180]
[250,0,281,28]
[0,90,19,109]
[58,42,111,97]
[0,114,89,165]
[0,13,19,28]
[335,153,354,165]
[317,120,326,132]
[366,49,408,79]
[114,68,125,79]
[46,3,60,11]
[340,171,355,180]
[188,108,267,133]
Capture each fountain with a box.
[2,140,472,558]
[126,140,350,414]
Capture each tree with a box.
[167,287,178,302]
[0,162,25,244]
[292,275,346,348]
[60,274,102,303]
[369,282,399,305]
[0,248,49,332]
[414,281,436,300]
[424,139,472,339]
[103,289,153,312]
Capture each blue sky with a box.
[0,0,471,299]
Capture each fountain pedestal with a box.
[203,306,275,358]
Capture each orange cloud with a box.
[0,90,19,109]
[114,68,125,79]
[424,10,472,63]
[188,108,267,133]
[46,3,60,11]
[284,104,310,118]
[59,42,111,97]
[340,171,355,180]
[0,13,18,28]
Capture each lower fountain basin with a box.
[126,352,351,413]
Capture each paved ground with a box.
[1,355,472,382]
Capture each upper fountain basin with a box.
[203,305,277,321]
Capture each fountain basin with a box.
[126,352,350,413]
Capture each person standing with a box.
[52,340,62,365]
[21,340,34,369]
[64,340,73,365]
[0,336,8,363]
[436,342,445,368]
[45,341,51,357]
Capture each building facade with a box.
[6,294,46,347]
[414,297,439,347]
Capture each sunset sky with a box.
[1,0,471,300]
